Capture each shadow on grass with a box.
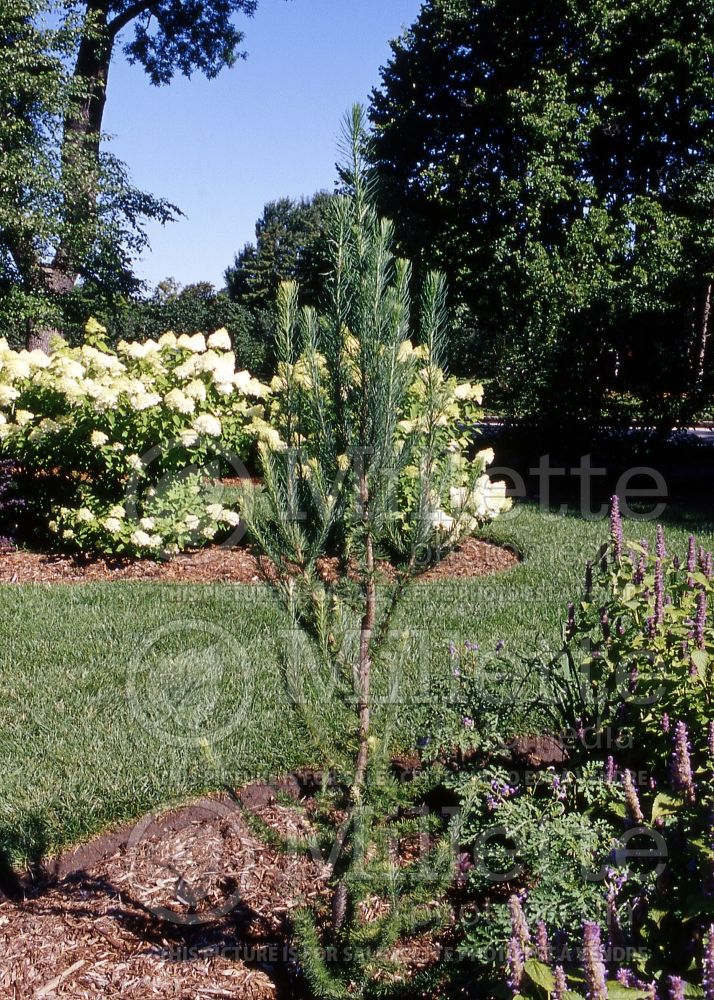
[0,810,55,897]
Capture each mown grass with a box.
[1,501,712,867]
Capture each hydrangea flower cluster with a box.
[268,336,512,540]
[0,325,271,556]
[51,476,243,558]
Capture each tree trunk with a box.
[696,281,712,388]
[353,462,376,798]
[24,1,114,350]
[26,266,80,352]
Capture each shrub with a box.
[0,324,268,555]
[50,473,242,558]
[0,458,24,550]
[265,335,511,559]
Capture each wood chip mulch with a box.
[0,783,457,999]
[0,535,518,585]
[0,791,330,999]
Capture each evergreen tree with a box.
[241,107,489,996]
[225,191,334,310]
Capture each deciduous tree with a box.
[1,0,263,350]
[370,0,714,427]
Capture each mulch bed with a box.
[0,777,453,999]
[0,535,519,585]
[0,786,327,999]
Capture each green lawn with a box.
[2,502,713,867]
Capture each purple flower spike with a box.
[654,559,665,625]
[708,721,714,757]
[566,602,576,640]
[456,851,473,885]
[671,721,696,803]
[582,922,608,1000]
[535,919,549,961]
[629,665,639,693]
[673,555,681,570]
[506,895,531,992]
[622,769,645,824]
[669,977,685,1000]
[508,894,531,948]
[462,716,475,730]
[506,935,524,993]
[661,712,670,734]
[688,535,697,574]
[696,590,708,650]
[656,524,667,560]
[600,608,611,641]
[553,966,568,1000]
[610,496,623,560]
[605,756,616,784]
[704,924,714,1000]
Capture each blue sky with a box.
[103,0,422,291]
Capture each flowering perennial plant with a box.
[423,506,714,994]
[550,504,713,769]
[500,504,714,991]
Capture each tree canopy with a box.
[0,0,262,349]
[225,192,334,310]
[370,0,714,426]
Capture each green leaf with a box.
[690,648,708,677]
[605,983,651,1000]
[682,985,704,999]
[650,792,679,822]
[621,583,637,603]
[626,542,650,556]
[524,960,555,995]
[605,800,627,820]
[645,907,669,928]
